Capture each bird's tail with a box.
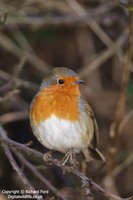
[82,148,105,162]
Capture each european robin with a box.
[30,67,105,164]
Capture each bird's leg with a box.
[43,150,53,163]
[62,148,79,169]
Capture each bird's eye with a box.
[58,79,64,85]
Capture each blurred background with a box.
[0,0,133,200]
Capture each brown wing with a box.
[90,118,99,148]
[81,96,105,162]
[81,96,98,148]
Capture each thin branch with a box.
[111,153,133,178]
[0,69,38,90]
[118,110,133,134]
[9,27,35,54]
[2,144,35,191]
[0,31,51,74]
[12,149,68,200]
[13,56,27,78]
[0,89,19,103]
[66,0,113,48]
[66,0,124,69]
[107,1,133,174]
[78,28,128,78]
[0,81,13,93]
[0,110,28,124]
[0,13,7,24]
[1,2,115,26]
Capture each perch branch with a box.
[0,125,132,200]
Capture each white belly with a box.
[32,115,90,153]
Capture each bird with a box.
[30,67,105,165]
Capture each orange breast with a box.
[31,88,80,125]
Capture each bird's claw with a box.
[61,148,79,169]
[43,150,52,163]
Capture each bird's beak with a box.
[74,79,85,84]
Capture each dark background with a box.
[0,1,133,200]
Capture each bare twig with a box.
[66,0,125,68]
[0,32,51,73]
[78,29,128,78]
[111,153,133,178]
[9,26,35,54]
[107,1,133,174]
[118,110,133,134]
[12,149,68,200]
[66,0,113,48]
[0,69,38,90]
[0,110,28,124]
[1,145,35,191]
[0,13,7,24]
[0,2,115,26]
[13,56,27,78]
[0,89,19,103]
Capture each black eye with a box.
[58,79,64,85]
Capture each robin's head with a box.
[40,67,85,95]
